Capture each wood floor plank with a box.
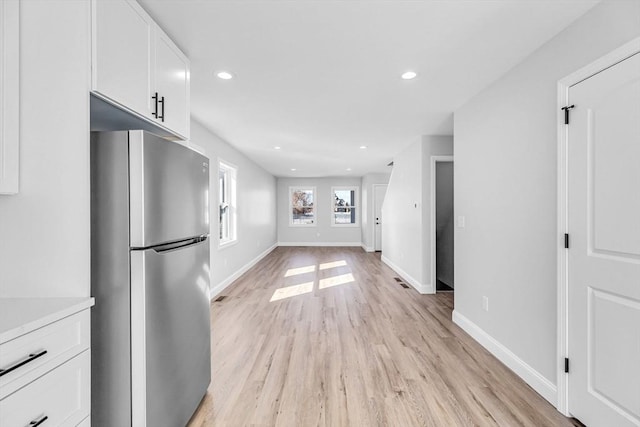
[187,247,576,426]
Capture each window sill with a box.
[330,224,360,228]
[289,223,317,227]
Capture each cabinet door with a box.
[92,0,154,119]
[155,29,190,138]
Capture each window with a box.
[219,161,237,246]
[332,186,358,226]
[290,187,316,226]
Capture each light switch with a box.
[457,215,466,228]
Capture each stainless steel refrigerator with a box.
[90,130,211,427]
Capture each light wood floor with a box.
[188,247,579,427]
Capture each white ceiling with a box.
[139,0,599,177]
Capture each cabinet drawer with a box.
[0,311,89,398]
[0,350,90,427]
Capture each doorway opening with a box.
[373,184,387,252]
[431,156,454,292]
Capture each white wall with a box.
[381,140,424,289]
[453,0,640,401]
[361,172,390,251]
[381,136,453,293]
[0,1,91,297]
[421,136,454,290]
[277,177,362,245]
[190,120,277,297]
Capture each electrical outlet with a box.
[482,296,489,312]
[457,215,466,228]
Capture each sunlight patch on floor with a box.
[319,273,355,290]
[319,260,347,270]
[284,265,316,277]
[270,281,314,302]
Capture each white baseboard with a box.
[209,243,278,299]
[361,243,374,252]
[381,255,433,294]
[452,310,557,406]
[277,241,362,247]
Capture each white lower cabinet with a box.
[0,351,90,426]
[0,299,94,427]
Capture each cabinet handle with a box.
[27,415,49,427]
[0,350,48,377]
[158,96,165,122]
[152,92,159,118]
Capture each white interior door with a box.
[374,185,387,251]
[567,52,640,427]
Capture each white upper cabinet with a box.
[91,0,190,139]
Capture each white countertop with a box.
[0,297,95,344]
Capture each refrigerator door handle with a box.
[151,235,208,253]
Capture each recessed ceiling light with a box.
[346,168,352,171]
[359,146,367,149]
[291,168,297,171]
[274,146,281,150]
[216,71,234,80]
[401,71,417,80]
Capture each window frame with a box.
[218,160,238,248]
[289,186,317,227]
[331,186,359,227]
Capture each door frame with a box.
[372,183,387,251]
[556,36,640,416]
[430,155,454,292]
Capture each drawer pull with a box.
[28,415,49,427]
[0,350,48,377]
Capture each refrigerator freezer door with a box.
[129,131,209,248]
[130,239,211,427]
